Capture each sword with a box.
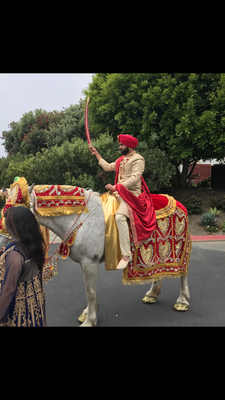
[85,96,92,146]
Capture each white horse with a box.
[0,185,190,327]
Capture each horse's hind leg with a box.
[79,259,99,327]
[142,280,162,304]
[174,275,190,312]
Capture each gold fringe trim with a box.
[122,236,192,285]
[0,227,8,235]
[155,194,177,220]
[122,269,188,285]
[36,195,86,200]
[36,206,89,217]
[12,203,29,208]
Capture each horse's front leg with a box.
[78,302,99,324]
[79,258,99,327]
[174,275,190,312]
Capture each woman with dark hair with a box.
[0,206,46,326]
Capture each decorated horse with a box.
[0,178,191,326]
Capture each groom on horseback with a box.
[89,134,156,270]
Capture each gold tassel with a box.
[36,206,89,217]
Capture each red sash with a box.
[114,157,156,246]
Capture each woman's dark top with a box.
[0,242,46,327]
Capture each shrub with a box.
[205,226,218,234]
[208,207,221,216]
[211,195,225,211]
[221,222,225,232]
[181,196,203,215]
[199,212,218,227]
[197,178,211,188]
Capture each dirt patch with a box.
[162,187,225,236]
[187,212,225,236]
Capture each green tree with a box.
[45,100,87,148]
[140,73,225,187]
[84,73,159,137]
[85,73,225,188]
[1,111,36,155]
[0,134,174,193]
[1,99,88,156]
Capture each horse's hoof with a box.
[142,296,157,304]
[78,313,87,323]
[174,303,189,312]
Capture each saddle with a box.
[100,192,191,286]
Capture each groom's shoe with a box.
[116,255,132,270]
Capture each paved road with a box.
[44,242,225,326]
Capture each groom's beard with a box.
[120,146,129,155]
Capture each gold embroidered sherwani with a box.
[99,150,145,218]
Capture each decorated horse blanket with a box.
[101,192,192,285]
[0,179,89,234]
[33,185,89,217]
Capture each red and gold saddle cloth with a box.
[101,192,192,285]
[122,203,192,285]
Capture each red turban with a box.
[118,134,138,149]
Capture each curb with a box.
[191,235,225,242]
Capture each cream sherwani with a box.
[99,150,145,217]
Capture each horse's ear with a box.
[28,183,35,194]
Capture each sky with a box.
[0,73,94,158]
